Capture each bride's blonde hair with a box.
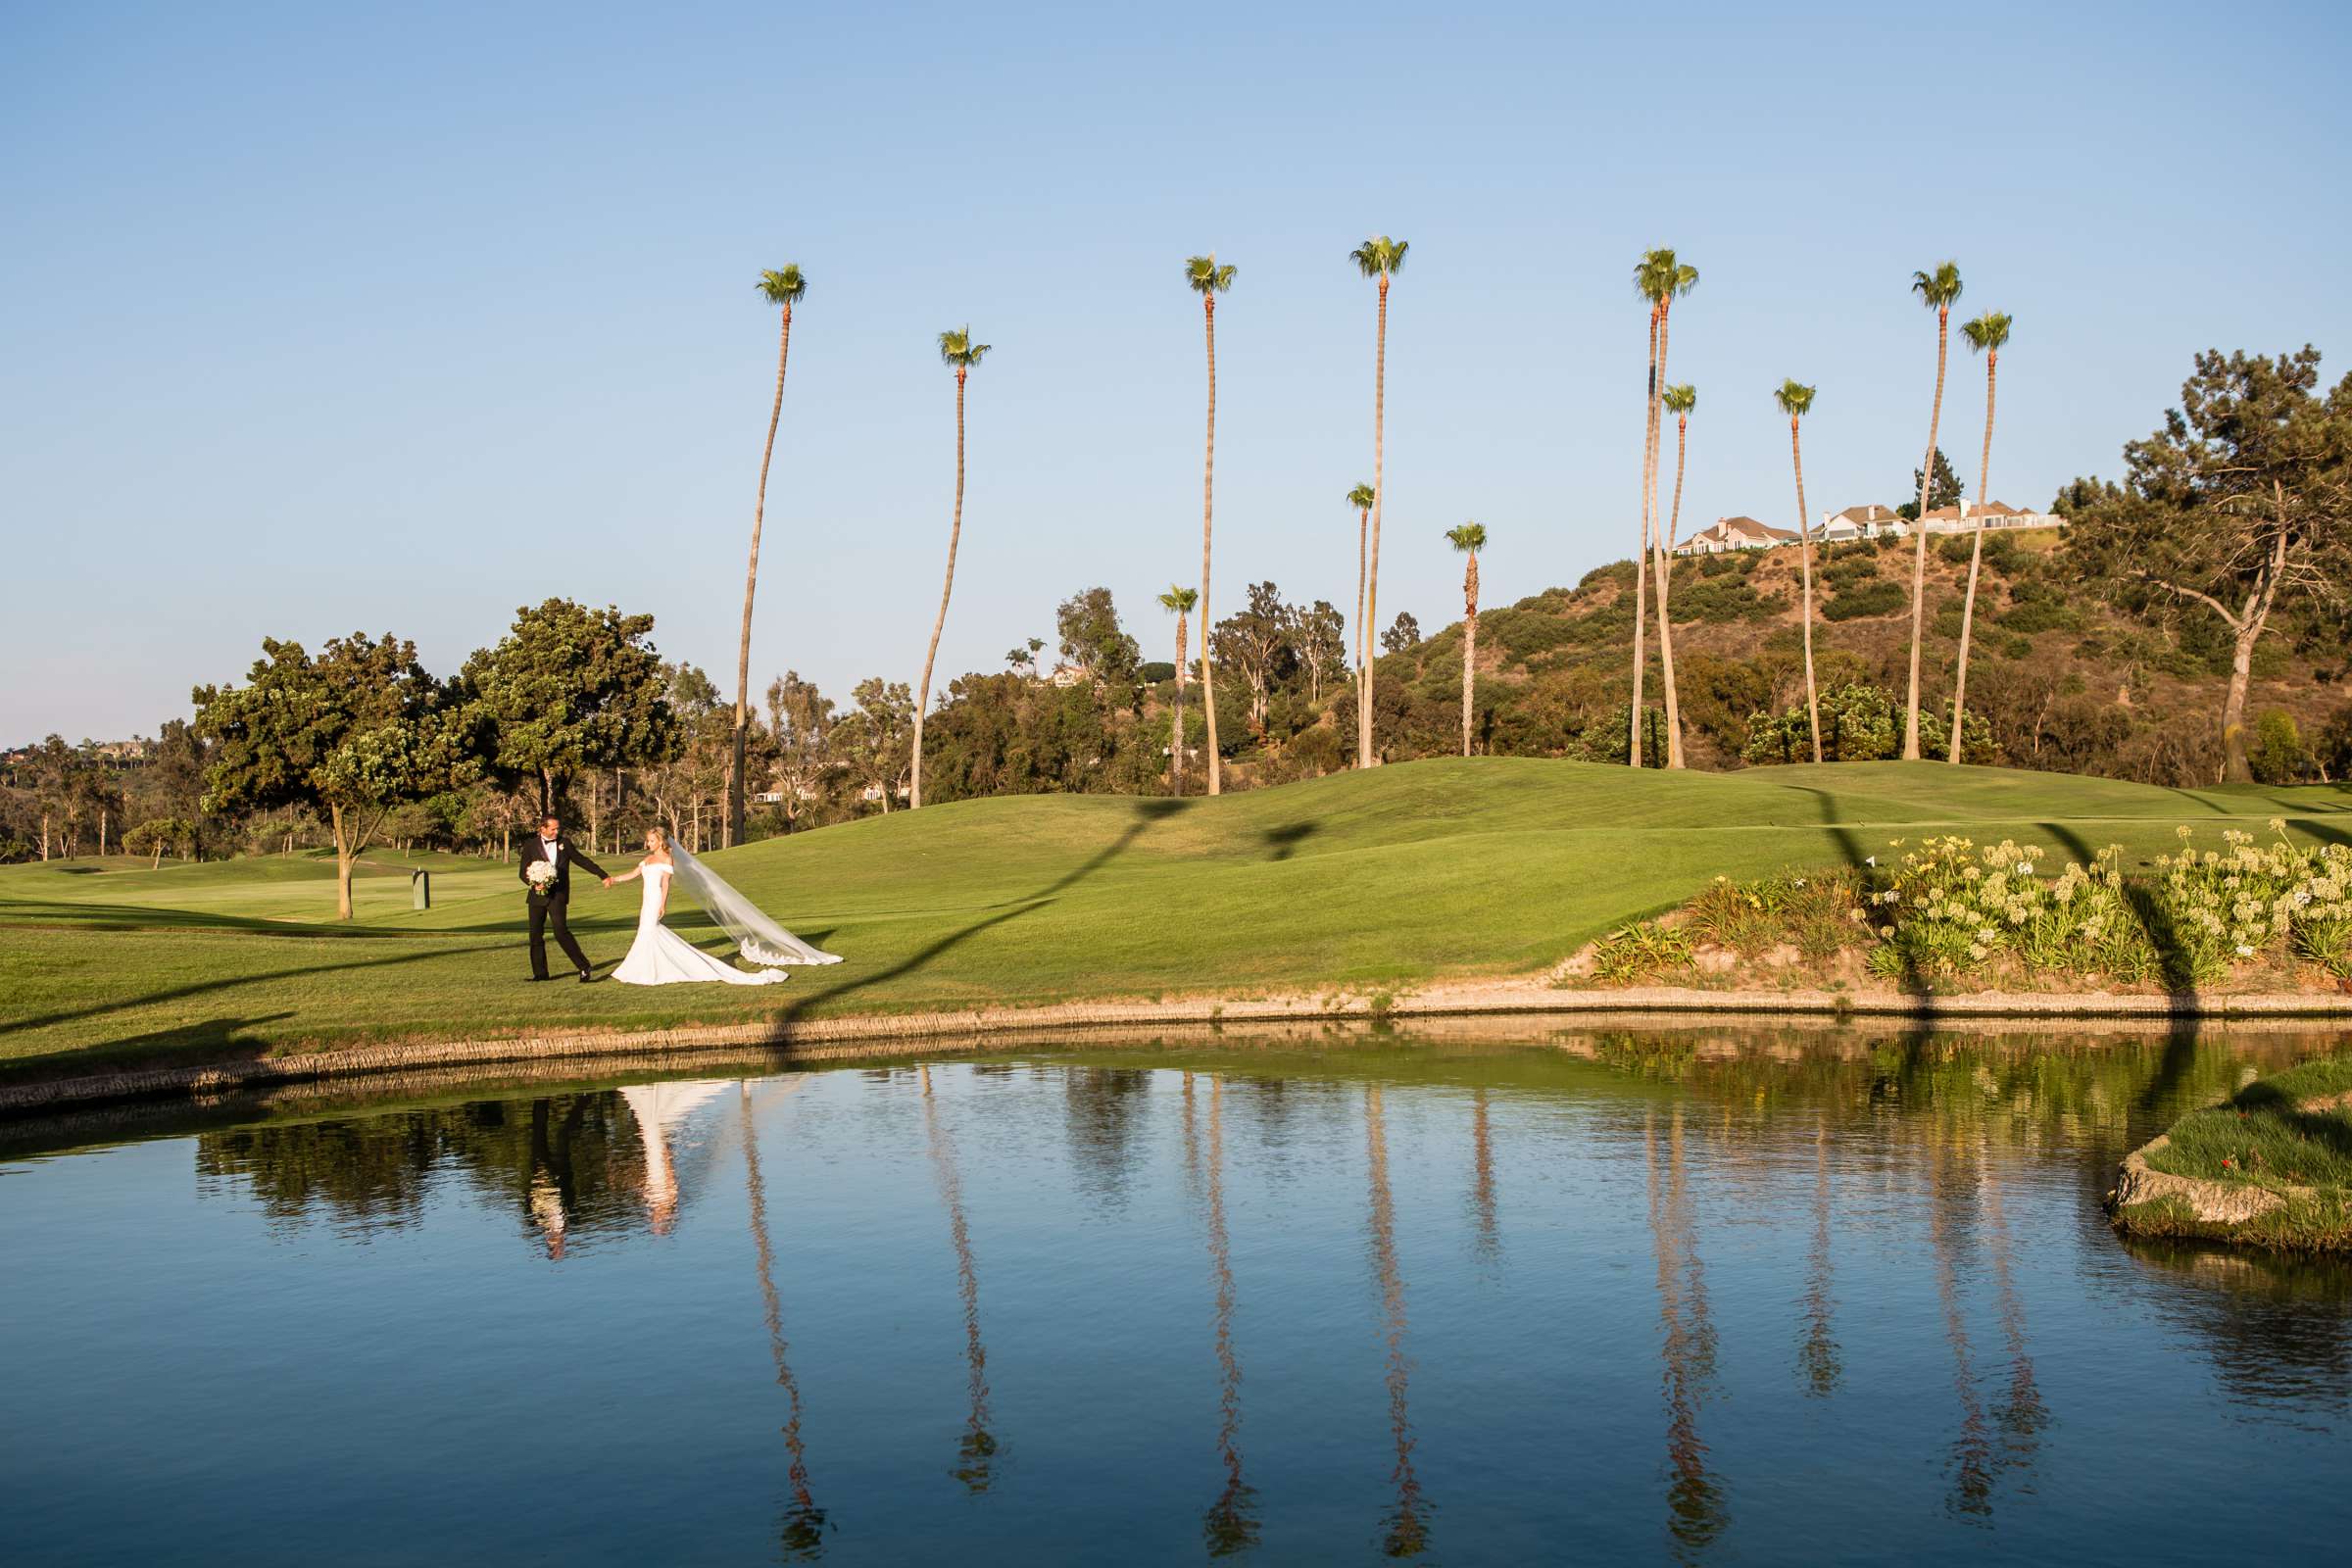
[646,827,668,852]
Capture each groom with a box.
[519,813,612,983]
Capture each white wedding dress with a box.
[612,858,840,986]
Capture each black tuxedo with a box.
[519,836,610,979]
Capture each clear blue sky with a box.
[5,1,2348,742]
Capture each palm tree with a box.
[1776,379,1825,763]
[1347,481,1376,719]
[1633,250,1697,767]
[1949,310,2012,764]
[911,326,991,809]
[1157,585,1199,795]
[1902,261,1964,760]
[1186,254,1237,796]
[1350,236,1408,769]
[1656,381,1698,766]
[1661,383,1698,547]
[1446,522,1488,756]
[729,265,807,849]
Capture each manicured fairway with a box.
[3,759,2346,1082]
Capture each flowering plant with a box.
[525,859,558,891]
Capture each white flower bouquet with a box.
[526,860,558,893]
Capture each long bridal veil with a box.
[666,843,843,967]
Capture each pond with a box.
[5,1022,2351,1564]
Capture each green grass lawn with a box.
[2129,1056,2352,1250]
[3,759,2347,1084]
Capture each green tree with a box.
[1350,235,1408,767]
[842,677,914,812]
[1056,585,1142,691]
[762,670,835,834]
[1156,586,1199,795]
[460,599,676,818]
[1776,379,1825,763]
[1186,254,1238,794]
[1447,522,1489,756]
[1634,250,1698,767]
[1381,612,1420,655]
[1293,599,1348,706]
[2063,346,2352,780]
[194,633,466,919]
[1211,581,1297,737]
[913,326,992,809]
[122,816,193,868]
[1948,311,2013,764]
[1903,260,1965,759]
[1896,448,1965,520]
[730,264,808,849]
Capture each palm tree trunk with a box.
[729,304,792,849]
[911,368,968,809]
[1360,278,1389,770]
[1631,305,1659,765]
[1460,552,1479,757]
[1172,612,1189,795]
[1200,297,1223,796]
[1792,418,1823,762]
[1354,505,1369,735]
[1650,303,1684,767]
[1903,308,1951,760]
[1949,350,1997,764]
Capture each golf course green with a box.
[3,759,2346,1086]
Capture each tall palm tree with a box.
[1633,250,1697,767]
[1902,261,1965,760]
[1187,254,1237,795]
[729,265,807,849]
[1948,310,2012,764]
[1655,381,1698,766]
[1661,383,1698,549]
[1350,236,1408,769]
[1776,380,1825,763]
[1446,522,1488,757]
[1347,481,1376,721]
[911,326,991,809]
[1157,585,1199,795]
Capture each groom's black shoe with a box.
[577,969,595,984]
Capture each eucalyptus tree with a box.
[1776,380,1825,763]
[1902,261,1965,759]
[1948,310,2012,764]
[912,326,991,809]
[1446,521,1489,757]
[1633,250,1697,767]
[1187,254,1237,794]
[729,265,807,848]
[1157,584,1199,795]
[1347,480,1376,705]
[1349,235,1408,767]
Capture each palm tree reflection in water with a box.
[1797,1112,1842,1396]
[740,1084,829,1558]
[1981,1146,2051,1478]
[1646,1105,1727,1556]
[1199,1076,1260,1555]
[1931,1137,1996,1517]
[1469,1086,1500,1263]
[919,1065,998,1493]
[1365,1084,1431,1557]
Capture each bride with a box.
[610,828,842,987]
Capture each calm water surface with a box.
[6,1024,2351,1565]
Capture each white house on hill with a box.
[1675,515,1801,556]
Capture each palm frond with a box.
[1446,521,1488,552]
[938,325,992,368]
[1960,310,2012,354]
[1157,585,1199,613]
[1911,260,1964,309]
[1350,235,1408,278]
[1774,378,1817,418]
[1663,383,1697,416]
[1634,248,1697,305]
[1347,482,1377,511]
[756,266,808,305]
[1185,254,1237,294]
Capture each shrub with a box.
[1591,921,1695,983]
[2247,710,2313,785]
[1822,580,1907,620]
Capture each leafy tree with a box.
[461,599,676,816]
[763,670,835,833]
[1350,234,1408,768]
[913,326,992,809]
[1896,448,1966,520]
[2063,346,2351,780]
[1776,379,1825,762]
[193,634,466,918]
[1211,582,1297,737]
[731,264,809,848]
[841,677,914,812]
[641,663,728,850]
[1381,612,1421,655]
[1187,254,1237,794]
[1903,260,1966,759]
[1744,682,1990,765]
[1055,585,1142,691]
[122,816,193,868]
[1293,599,1348,706]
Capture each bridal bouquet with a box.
[526,860,558,893]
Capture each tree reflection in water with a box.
[1980,1148,2050,1478]
[1469,1086,1500,1265]
[918,1064,998,1494]
[1646,1105,1727,1557]
[1197,1076,1260,1556]
[1364,1084,1431,1558]
[741,1084,829,1558]
[1930,1136,1996,1518]
[1797,1111,1842,1396]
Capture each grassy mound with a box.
[2114,1058,2352,1251]
[2,759,2347,1084]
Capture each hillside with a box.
[1348,527,2344,781]
[4,760,2346,1083]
